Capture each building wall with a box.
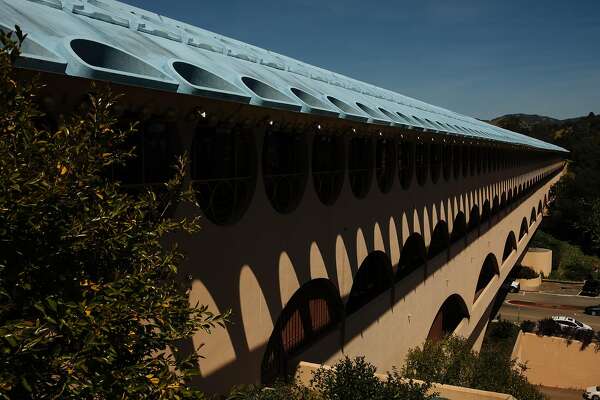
[28,72,565,394]
[512,332,600,389]
[521,248,553,277]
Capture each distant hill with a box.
[487,112,599,149]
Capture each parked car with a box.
[581,279,600,297]
[551,316,592,331]
[501,279,520,293]
[583,385,600,400]
[584,304,600,316]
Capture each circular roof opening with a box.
[172,61,241,92]
[356,102,381,119]
[241,76,292,102]
[378,107,401,122]
[70,39,165,78]
[290,88,329,109]
[327,96,357,113]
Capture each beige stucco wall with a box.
[30,74,566,393]
[517,276,542,291]
[295,361,516,400]
[512,332,600,389]
[521,248,552,277]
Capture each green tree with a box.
[403,336,544,400]
[0,29,226,398]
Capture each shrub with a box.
[403,336,544,400]
[562,261,593,281]
[516,266,539,279]
[537,318,560,336]
[488,320,519,340]
[520,320,536,333]
[0,29,227,398]
[311,356,435,400]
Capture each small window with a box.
[263,129,308,214]
[348,136,373,198]
[192,123,257,225]
[313,133,345,205]
[375,137,396,193]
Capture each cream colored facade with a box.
[28,71,565,394]
[521,248,553,277]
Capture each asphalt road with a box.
[496,291,600,330]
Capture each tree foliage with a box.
[402,336,544,400]
[0,29,226,399]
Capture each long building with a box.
[1,0,567,393]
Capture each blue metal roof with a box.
[0,0,567,153]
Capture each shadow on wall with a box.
[178,164,563,392]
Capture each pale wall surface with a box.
[517,276,542,291]
[521,248,552,277]
[512,332,600,389]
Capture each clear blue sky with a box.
[121,0,599,120]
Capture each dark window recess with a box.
[519,218,528,240]
[427,294,469,342]
[346,252,393,314]
[263,130,308,214]
[415,142,429,186]
[113,119,180,185]
[453,144,461,180]
[398,140,414,189]
[468,206,480,232]
[191,124,257,225]
[430,142,442,184]
[442,144,452,181]
[348,136,373,199]
[462,145,469,178]
[502,232,517,262]
[470,145,478,176]
[375,137,396,194]
[397,233,426,280]
[450,212,467,243]
[428,222,449,260]
[312,134,345,205]
[261,279,342,384]
[474,254,499,301]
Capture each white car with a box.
[583,385,600,400]
[551,316,593,332]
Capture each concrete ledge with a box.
[295,361,516,400]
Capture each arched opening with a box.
[346,251,393,314]
[452,144,461,180]
[502,231,517,262]
[427,294,470,342]
[430,142,442,184]
[481,200,491,225]
[491,195,500,216]
[443,143,452,181]
[261,279,343,384]
[508,189,513,205]
[468,205,480,232]
[397,140,414,189]
[415,142,429,186]
[474,254,499,301]
[312,133,345,205]
[428,221,449,260]
[396,233,426,280]
[500,192,507,210]
[192,123,257,225]
[538,200,543,215]
[530,207,537,226]
[519,217,528,241]
[263,129,308,214]
[375,137,396,194]
[348,136,373,199]
[450,212,467,243]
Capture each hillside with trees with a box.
[490,112,600,279]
